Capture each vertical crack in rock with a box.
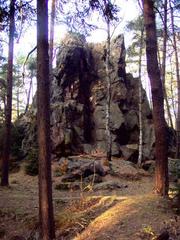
[21,33,155,162]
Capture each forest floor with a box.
[0,158,180,240]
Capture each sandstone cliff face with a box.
[50,33,154,161]
[22,33,154,162]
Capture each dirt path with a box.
[74,194,170,240]
[0,168,179,240]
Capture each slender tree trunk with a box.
[24,72,33,114]
[169,1,180,158]
[105,19,112,163]
[37,0,55,239]
[148,77,152,108]
[142,0,169,196]
[16,75,20,119]
[157,46,162,71]
[161,0,174,129]
[16,87,19,118]
[49,0,56,76]
[31,74,34,100]
[138,27,144,167]
[170,58,176,121]
[1,0,15,186]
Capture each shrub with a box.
[25,148,38,176]
[0,123,24,172]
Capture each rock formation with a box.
[21,32,155,163]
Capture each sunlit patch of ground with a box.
[73,194,169,240]
[0,163,180,240]
[56,196,119,239]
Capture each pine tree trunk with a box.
[170,59,176,121]
[49,0,56,76]
[161,0,174,129]
[16,87,20,119]
[142,0,169,196]
[1,0,15,186]
[169,1,180,158]
[24,72,33,114]
[138,27,144,167]
[105,19,112,163]
[37,0,55,239]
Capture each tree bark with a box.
[142,0,169,196]
[1,0,15,186]
[24,71,33,114]
[161,0,174,130]
[16,86,20,118]
[170,58,176,121]
[169,1,180,158]
[37,0,55,239]
[49,0,56,77]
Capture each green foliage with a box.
[0,0,9,31]
[57,0,97,36]
[54,168,63,177]
[127,42,141,58]
[89,0,119,21]
[25,148,38,176]
[11,124,24,160]
[0,0,36,36]
[0,60,27,121]
[0,61,7,123]
[169,159,180,213]
[174,0,180,9]
[0,123,24,173]
[126,16,145,59]
[27,57,36,72]
[126,16,144,32]
[57,0,119,36]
